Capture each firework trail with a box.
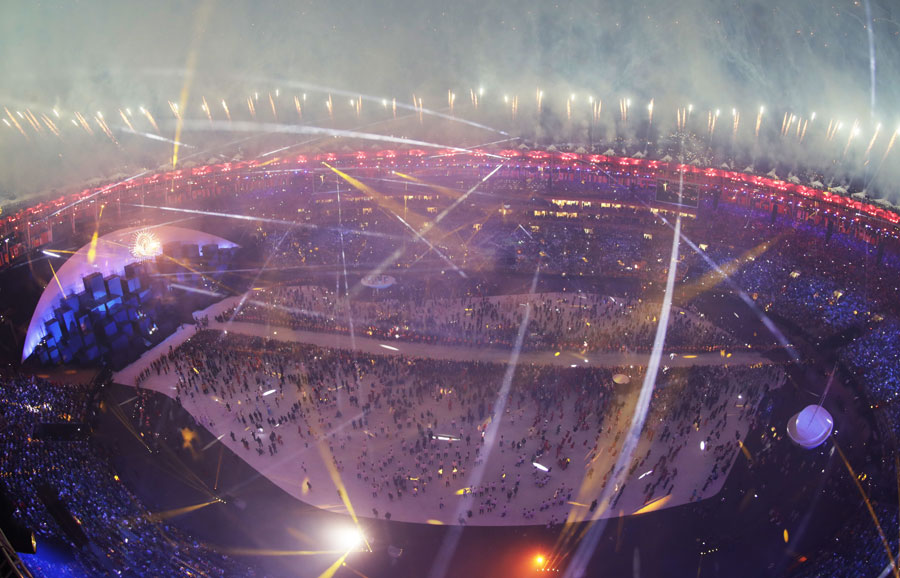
[95,112,118,144]
[202,96,213,122]
[74,111,94,135]
[40,113,61,138]
[246,96,256,118]
[268,92,277,120]
[221,99,231,121]
[168,101,182,121]
[5,107,28,138]
[865,124,882,157]
[140,107,159,132]
[293,95,302,119]
[119,109,136,132]
[23,109,42,134]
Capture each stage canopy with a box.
[23,226,237,361]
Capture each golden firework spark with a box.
[119,109,136,132]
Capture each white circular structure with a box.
[786,405,834,449]
[361,274,396,289]
[23,225,237,361]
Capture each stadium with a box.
[3,2,900,577]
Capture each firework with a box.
[784,114,796,137]
[732,108,740,136]
[781,112,789,136]
[842,120,860,158]
[168,101,182,121]
[140,107,159,132]
[448,90,454,115]
[246,97,256,118]
[392,97,396,118]
[95,112,118,144]
[268,92,277,120]
[221,100,231,122]
[119,109,136,132]
[74,111,94,135]
[648,99,654,127]
[755,106,763,138]
[881,129,899,163]
[567,97,572,121]
[356,95,362,118]
[294,96,302,119]
[201,96,213,122]
[619,98,629,124]
[799,119,809,142]
[40,113,61,138]
[326,94,334,120]
[23,109,42,134]
[536,89,543,114]
[864,124,882,157]
[4,107,28,138]
[419,97,424,123]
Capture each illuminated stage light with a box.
[330,525,365,552]
[131,230,162,260]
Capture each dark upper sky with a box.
[1,0,898,200]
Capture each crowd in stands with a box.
[0,373,256,577]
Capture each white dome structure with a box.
[786,405,834,449]
[23,225,237,361]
